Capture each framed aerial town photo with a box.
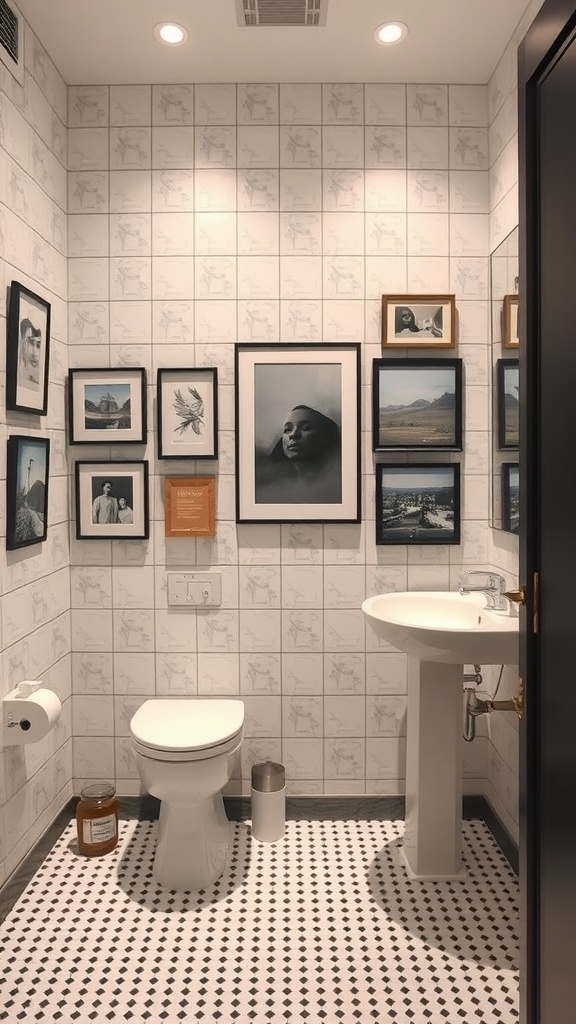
[497,359,519,449]
[375,463,461,545]
[372,358,463,451]
[157,367,218,459]
[502,294,519,349]
[235,342,361,524]
[75,460,149,539]
[501,463,520,535]
[68,368,147,444]
[6,280,51,415]
[382,294,456,349]
[6,435,50,551]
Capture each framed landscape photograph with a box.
[6,435,50,551]
[375,463,461,545]
[372,358,463,451]
[68,368,147,444]
[157,368,218,459]
[497,359,519,449]
[235,342,361,524]
[382,294,456,349]
[75,461,149,539]
[501,463,520,534]
[6,281,51,415]
[503,294,519,349]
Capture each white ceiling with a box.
[15,0,530,86]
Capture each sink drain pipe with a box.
[463,664,514,741]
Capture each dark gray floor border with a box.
[0,793,518,924]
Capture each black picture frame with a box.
[375,463,461,545]
[75,461,149,540]
[372,358,463,451]
[6,435,50,550]
[235,342,361,524]
[501,463,520,534]
[157,367,218,459]
[6,281,51,415]
[68,368,147,444]
[497,358,519,449]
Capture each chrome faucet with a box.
[459,570,508,610]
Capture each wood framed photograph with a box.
[502,294,519,348]
[6,435,50,551]
[165,476,216,537]
[372,358,463,451]
[501,463,520,535]
[6,281,51,414]
[75,461,149,539]
[157,368,218,459]
[235,342,361,524]
[68,368,147,444]
[375,463,461,545]
[497,358,519,449]
[382,294,456,349]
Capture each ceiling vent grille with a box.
[0,0,23,85]
[236,0,327,27]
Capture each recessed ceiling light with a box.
[154,22,188,46]
[374,21,408,45]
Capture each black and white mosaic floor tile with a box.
[0,818,518,1023]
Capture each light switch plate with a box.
[167,571,222,607]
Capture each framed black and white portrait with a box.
[68,368,147,444]
[6,281,51,415]
[157,367,218,459]
[372,358,463,451]
[497,359,519,449]
[382,294,456,349]
[376,463,461,545]
[75,461,149,539]
[6,435,50,550]
[235,343,361,524]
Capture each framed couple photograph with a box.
[375,464,461,545]
[501,463,520,535]
[382,294,456,349]
[372,358,463,451]
[502,294,519,349]
[497,359,519,449]
[235,343,361,524]
[6,435,50,551]
[6,281,51,415]
[75,461,149,539]
[68,368,147,444]
[157,368,218,459]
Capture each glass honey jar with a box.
[76,783,119,856]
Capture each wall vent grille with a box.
[237,0,327,27]
[0,0,18,62]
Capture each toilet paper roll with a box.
[3,687,62,746]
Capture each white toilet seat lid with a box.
[130,699,244,753]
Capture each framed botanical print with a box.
[375,463,461,545]
[157,368,218,459]
[235,343,361,524]
[372,358,463,451]
[6,281,51,415]
[6,435,50,550]
[75,460,149,539]
[68,368,147,444]
[382,294,456,349]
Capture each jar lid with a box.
[80,782,116,801]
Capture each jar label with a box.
[82,814,117,845]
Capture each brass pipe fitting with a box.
[486,678,524,719]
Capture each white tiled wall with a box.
[0,25,72,887]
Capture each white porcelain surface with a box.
[362,591,519,664]
[130,698,245,751]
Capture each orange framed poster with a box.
[165,476,216,537]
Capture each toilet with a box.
[130,698,244,892]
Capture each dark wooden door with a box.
[519,3,576,1021]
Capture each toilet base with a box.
[153,791,231,892]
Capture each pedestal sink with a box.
[362,591,519,881]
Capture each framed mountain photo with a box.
[372,358,463,451]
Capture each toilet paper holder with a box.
[3,680,61,745]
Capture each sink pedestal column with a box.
[400,657,466,881]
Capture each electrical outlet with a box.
[167,572,222,607]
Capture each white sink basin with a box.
[362,590,519,664]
